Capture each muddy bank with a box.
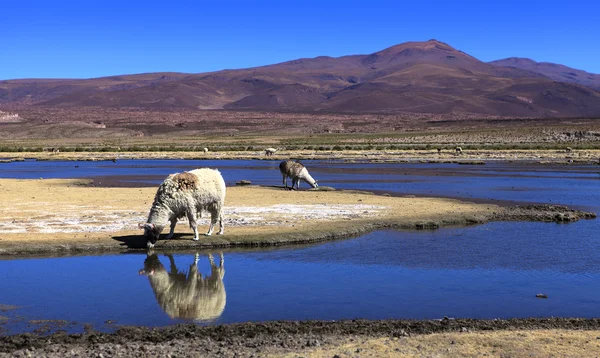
[492,204,597,222]
[0,179,595,256]
[2,318,600,357]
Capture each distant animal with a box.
[566,147,573,153]
[139,252,226,321]
[264,147,277,156]
[51,148,60,154]
[279,160,318,190]
[139,168,226,248]
[203,147,209,153]
[455,147,463,154]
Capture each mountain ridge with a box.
[489,57,600,91]
[2,40,600,118]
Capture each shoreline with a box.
[0,178,595,257]
[2,318,600,356]
[1,148,599,165]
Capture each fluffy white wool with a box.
[146,168,226,242]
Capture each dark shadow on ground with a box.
[112,233,190,249]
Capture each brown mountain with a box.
[490,57,600,91]
[2,40,600,117]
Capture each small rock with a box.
[236,180,252,186]
[305,339,320,347]
[536,293,548,299]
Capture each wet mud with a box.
[491,204,597,223]
[2,318,600,357]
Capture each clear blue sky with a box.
[1,0,599,79]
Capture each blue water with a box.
[0,159,599,334]
[1,159,598,207]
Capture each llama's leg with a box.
[187,210,200,241]
[282,175,287,189]
[166,218,177,239]
[216,208,224,235]
[206,208,219,236]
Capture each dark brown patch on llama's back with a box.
[280,160,305,176]
[172,172,199,191]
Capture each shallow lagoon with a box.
[0,159,598,334]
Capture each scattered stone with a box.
[305,339,320,347]
[308,186,335,191]
[536,293,548,299]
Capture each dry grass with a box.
[274,329,600,358]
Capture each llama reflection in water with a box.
[139,252,226,322]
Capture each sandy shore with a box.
[2,148,600,164]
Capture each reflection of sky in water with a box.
[2,221,600,335]
[0,160,599,333]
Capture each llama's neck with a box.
[300,169,317,188]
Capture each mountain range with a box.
[2,39,600,118]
